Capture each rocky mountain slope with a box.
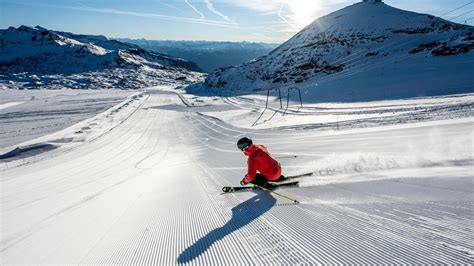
[197,0,474,102]
[0,26,204,90]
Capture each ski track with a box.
[1,109,154,211]
[186,96,474,264]
[0,90,472,264]
[182,102,473,264]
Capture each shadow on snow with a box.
[177,191,276,264]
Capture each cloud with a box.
[232,0,282,12]
[185,0,205,19]
[251,32,274,41]
[163,3,183,13]
[277,2,299,30]
[61,3,239,28]
[1,0,239,28]
[203,0,236,24]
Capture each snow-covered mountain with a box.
[196,0,474,102]
[0,26,204,90]
[118,39,279,73]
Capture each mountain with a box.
[118,39,279,73]
[193,0,474,102]
[0,26,204,90]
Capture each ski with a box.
[222,186,254,193]
[268,181,299,188]
[222,181,299,193]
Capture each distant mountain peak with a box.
[0,25,204,89]
[362,0,383,4]
[196,2,474,102]
[33,25,49,31]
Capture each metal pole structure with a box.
[254,184,299,203]
[298,88,303,107]
[286,88,290,109]
[278,89,282,108]
[265,88,270,109]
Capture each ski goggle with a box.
[238,143,250,151]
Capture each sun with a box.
[284,0,321,29]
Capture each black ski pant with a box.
[250,173,287,186]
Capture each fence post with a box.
[286,88,290,109]
[278,89,282,108]
[266,88,270,109]
[298,88,303,107]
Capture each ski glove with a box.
[240,178,249,186]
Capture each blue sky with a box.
[1,0,473,43]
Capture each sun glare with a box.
[284,0,321,28]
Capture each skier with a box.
[237,137,286,188]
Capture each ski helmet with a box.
[237,137,252,151]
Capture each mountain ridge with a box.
[118,39,279,73]
[0,25,204,90]
[193,1,474,102]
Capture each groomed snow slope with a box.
[0,89,136,149]
[1,88,473,264]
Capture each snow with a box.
[196,1,474,102]
[1,85,472,264]
[0,26,204,90]
[180,92,473,130]
[0,89,138,150]
[1,1,473,264]
[0,101,24,110]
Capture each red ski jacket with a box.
[243,144,281,183]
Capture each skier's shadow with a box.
[177,191,276,264]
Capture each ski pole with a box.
[275,155,297,159]
[287,172,313,179]
[254,184,299,204]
